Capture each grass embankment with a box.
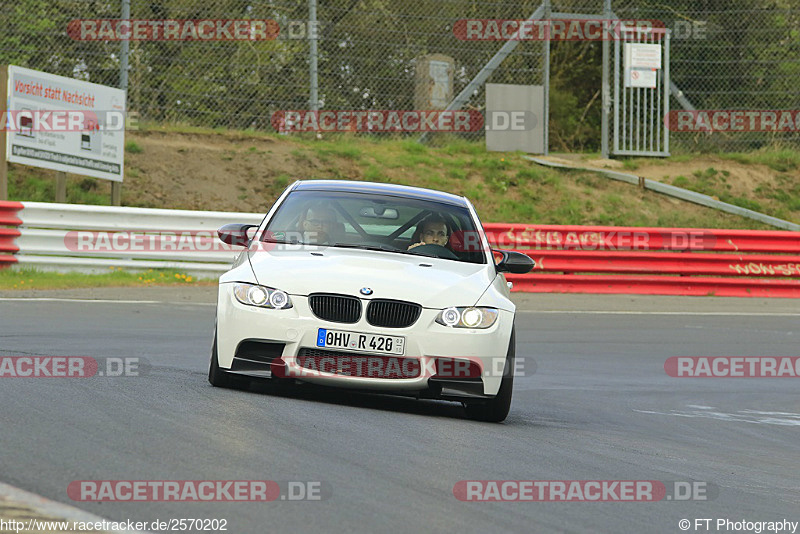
[4,125,799,290]
[8,124,798,229]
[0,267,213,290]
[621,150,800,220]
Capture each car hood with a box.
[247,246,494,308]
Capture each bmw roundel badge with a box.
[360,287,373,295]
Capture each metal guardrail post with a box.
[111,183,121,206]
[0,65,8,201]
[55,172,67,203]
[601,0,612,159]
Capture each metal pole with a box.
[600,0,611,158]
[115,0,129,206]
[613,24,621,154]
[120,0,129,93]
[0,66,8,200]
[542,0,551,155]
[664,30,671,155]
[309,0,319,112]
[56,172,67,203]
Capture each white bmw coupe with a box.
[209,180,534,422]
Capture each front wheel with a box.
[464,328,515,423]
[208,330,249,389]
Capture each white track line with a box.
[0,297,214,306]
[1,298,797,315]
[520,310,800,316]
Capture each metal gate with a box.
[613,26,671,156]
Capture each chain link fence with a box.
[2,0,799,152]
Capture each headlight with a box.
[233,283,293,309]
[435,307,498,329]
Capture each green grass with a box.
[667,154,694,163]
[672,176,689,188]
[136,120,280,140]
[720,149,800,172]
[400,139,428,154]
[665,167,781,213]
[364,165,383,181]
[316,141,363,160]
[0,267,214,290]
[622,159,640,171]
[8,166,110,205]
[125,141,143,153]
[9,121,797,231]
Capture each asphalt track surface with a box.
[1,289,799,533]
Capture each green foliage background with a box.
[2,0,799,151]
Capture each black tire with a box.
[208,330,248,389]
[465,328,515,423]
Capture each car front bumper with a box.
[215,282,515,397]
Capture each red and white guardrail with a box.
[484,223,800,298]
[0,201,261,274]
[2,201,799,297]
[0,201,23,269]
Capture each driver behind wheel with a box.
[408,214,452,250]
[298,204,340,244]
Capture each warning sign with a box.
[624,43,661,89]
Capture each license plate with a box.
[316,329,404,355]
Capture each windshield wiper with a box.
[332,242,412,254]
[261,237,300,244]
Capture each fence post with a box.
[111,182,122,206]
[56,172,67,202]
[309,0,319,112]
[543,0,551,156]
[601,0,612,159]
[0,65,8,201]
[120,0,130,94]
[116,0,130,207]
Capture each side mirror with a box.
[218,223,258,247]
[494,250,535,274]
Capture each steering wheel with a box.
[408,244,459,260]
[361,240,391,248]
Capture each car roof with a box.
[291,180,469,208]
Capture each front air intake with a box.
[308,293,362,323]
[366,299,422,328]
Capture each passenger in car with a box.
[408,214,452,250]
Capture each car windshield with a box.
[260,190,487,264]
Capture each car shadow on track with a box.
[232,378,489,422]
